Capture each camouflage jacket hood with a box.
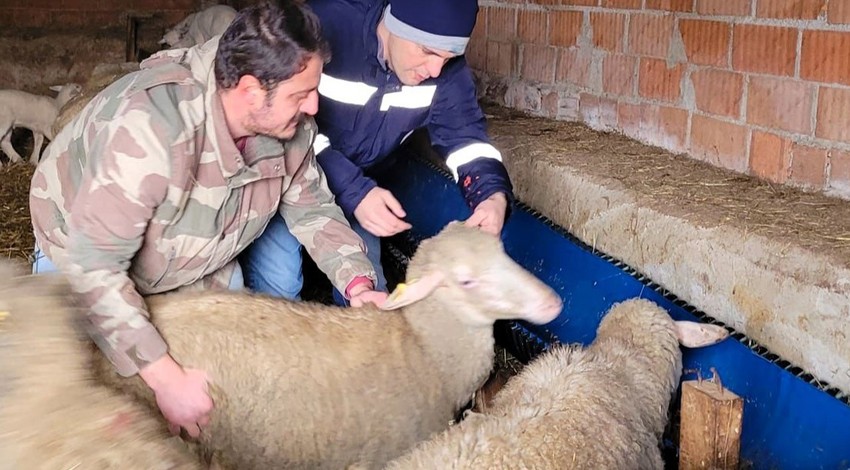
[31,36,375,377]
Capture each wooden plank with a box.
[679,378,744,469]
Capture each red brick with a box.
[828,150,850,192]
[518,9,549,45]
[755,0,825,19]
[816,86,850,143]
[603,54,637,96]
[580,94,619,129]
[828,1,850,24]
[521,45,558,83]
[629,13,675,58]
[617,102,647,138]
[557,48,594,87]
[696,0,752,15]
[60,0,97,8]
[467,13,488,70]
[646,0,692,11]
[486,41,516,77]
[467,39,487,71]
[542,91,560,117]
[749,131,792,183]
[6,9,51,28]
[638,58,685,102]
[472,9,487,41]
[562,0,599,5]
[656,105,690,152]
[746,76,814,134]
[21,0,55,7]
[690,115,750,171]
[691,68,744,118]
[732,24,797,76]
[680,20,731,67]
[789,144,828,187]
[529,0,560,4]
[617,103,688,152]
[602,0,642,8]
[591,12,626,52]
[488,7,517,42]
[550,10,584,47]
[801,30,850,86]
[134,0,196,9]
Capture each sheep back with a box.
[386,299,686,470]
[92,291,460,470]
[0,263,202,470]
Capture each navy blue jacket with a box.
[307,0,514,218]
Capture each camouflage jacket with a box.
[30,37,376,377]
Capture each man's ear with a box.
[235,75,266,110]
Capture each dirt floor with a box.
[481,101,850,265]
[0,163,35,263]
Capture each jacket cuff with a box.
[90,322,169,378]
[458,159,515,209]
[344,275,374,298]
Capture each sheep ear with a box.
[380,272,444,311]
[674,321,729,348]
[49,85,62,93]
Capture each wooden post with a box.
[126,13,139,63]
[679,378,744,470]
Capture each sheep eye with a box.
[459,279,477,289]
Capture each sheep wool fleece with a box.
[29,36,375,378]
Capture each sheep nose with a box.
[526,293,563,325]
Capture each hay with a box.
[482,102,850,264]
[0,163,35,262]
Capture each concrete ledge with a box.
[431,103,850,394]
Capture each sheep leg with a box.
[0,125,25,164]
[29,132,44,166]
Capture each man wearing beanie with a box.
[241,0,514,303]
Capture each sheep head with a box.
[381,221,563,327]
[160,14,195,48]
[48,83,83,108]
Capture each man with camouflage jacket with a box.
[29,1,384,438]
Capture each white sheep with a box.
[384,298,730,470]
[92,221,564,470]
[0,83,81,166]
[160,5,238,49]
[0,262,203,470]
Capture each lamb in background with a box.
[0,262,202,469]
[160,5,238,49]
[0,83,81,166]
[93,222,563,470]
[385,298,730,470]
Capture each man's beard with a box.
[246,112,303,140]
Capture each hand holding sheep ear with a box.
[384,298,729,470]
[92,222,563,470]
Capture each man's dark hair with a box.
[215,1,331,91]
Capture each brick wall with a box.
[0,1,209,30]
[472,0,850,199]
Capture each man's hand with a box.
[139,354,213,438]
[348,281,388,307]
[354,187,412,237]
[464,192,508,236]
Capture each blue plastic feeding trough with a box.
[376,150,850,470]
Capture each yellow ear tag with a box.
[0,310,9,320]
[386,283,407,302]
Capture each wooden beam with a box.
[679,378,744,469]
